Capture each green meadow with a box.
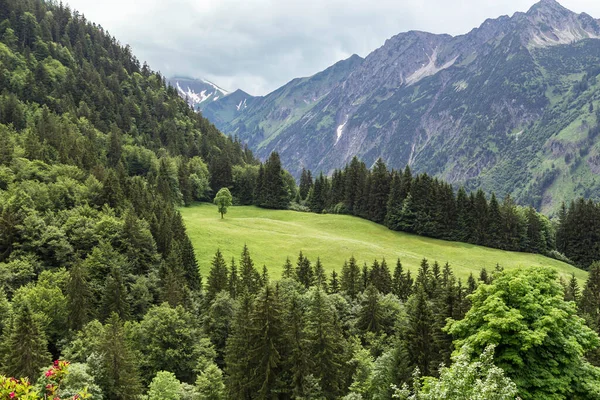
[181,203,586,281]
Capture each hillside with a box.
[199,0,600,214]
[180,203,585,280]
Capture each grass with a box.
[181,203,587,281]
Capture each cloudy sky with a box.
[65,0,600,95]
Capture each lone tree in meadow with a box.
[214,188,233,219]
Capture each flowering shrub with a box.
[0,361,89,399]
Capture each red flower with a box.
[45,369,55,377]
[54,360,59,367]
[46,384,54,389]
[8,393,15,398]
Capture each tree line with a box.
[296,158,554,256]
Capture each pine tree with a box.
[207,249,229,303]
[99,313,142,400]
[1,304,51,381]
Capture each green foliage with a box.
[448,267,600,399]
[148,371,182,400]
[393,345,517,400]
[213,188,232,219]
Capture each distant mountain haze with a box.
[175,0,600,213]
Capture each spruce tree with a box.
[296,252,314,289]
[306,288,347,398]
[67,262,92,331]
[314,257,326,288]
[405,287,437,377]
[225,293,254,400]
[1,304,51,381]
[100,266,130,322]
[247,285,285,398]
[282,257,295,280]
[228,258,239,299]
[356,284,384,334]
[281,289,310,398]
[207,249,229,303]
[565,273,581,303]
[260,152,290,209]
[341,257,362,300]
[99,313,142,400]
[385,171,404,230]
[367,158,390,223]
[299,168,313,201]
[239,245,260,295]
[329,270,340,294]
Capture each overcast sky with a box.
[64,0,600,96]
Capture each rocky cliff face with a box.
[192,0,600,213]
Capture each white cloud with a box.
[65,0,600,95]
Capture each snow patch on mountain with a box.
[406,49,458,86]
[236,98,247,111]
[336,115,349,144]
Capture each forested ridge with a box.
[2,0,600,399]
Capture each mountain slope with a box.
[203,0,600,214]
[168,77,229,110]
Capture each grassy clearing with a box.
[181,203,586,281]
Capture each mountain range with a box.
[178,0,600,213]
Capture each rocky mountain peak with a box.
[527,0,570,16]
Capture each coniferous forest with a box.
[2,0,600,399]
